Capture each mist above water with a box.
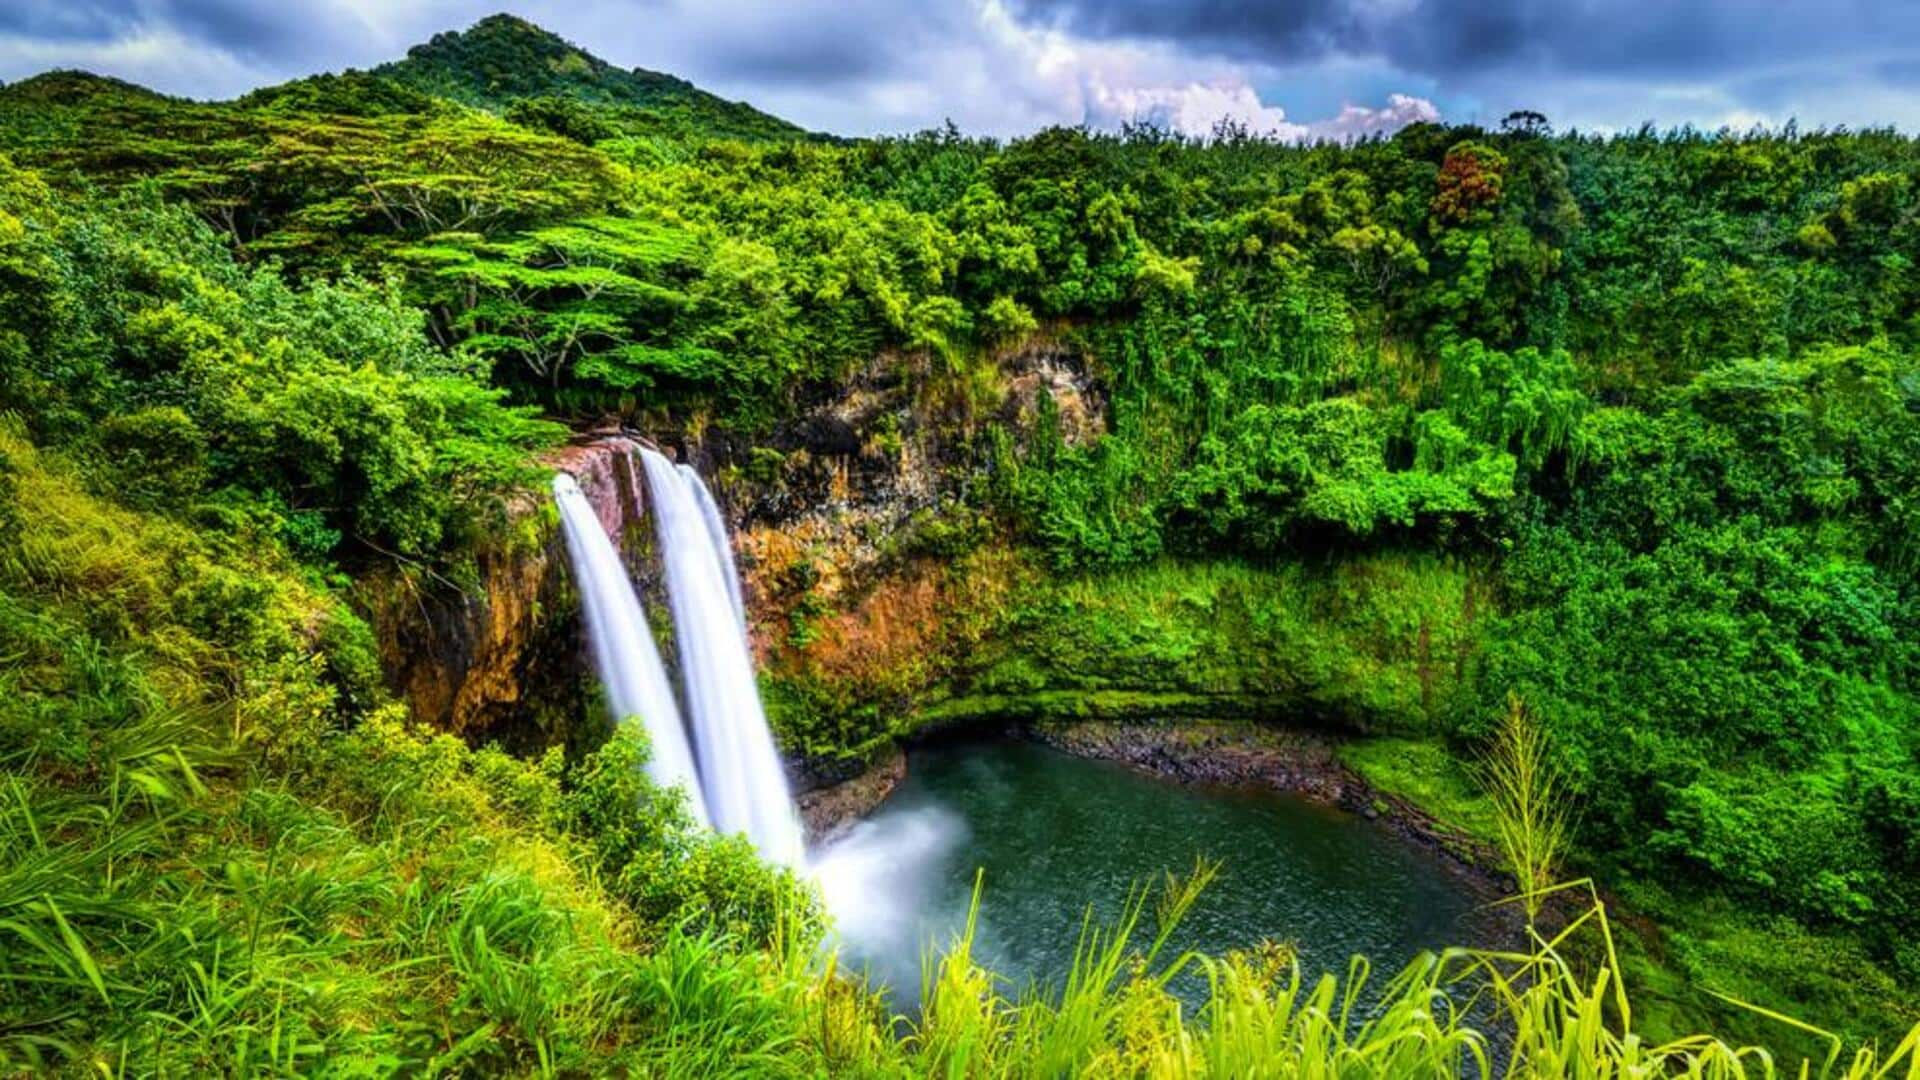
[813,740,1498,1011]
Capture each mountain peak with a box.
[0,70,172,106]
[405,13,611,76]
[382,14,688,108]
[465,12,551,36]
[369,13,804,139]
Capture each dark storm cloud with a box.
[1006,0,1371,65]
[693,35,891,85]
[0,0,139,43]
[1373,0,1727,76]
[1009,0,1920,84]
[0,0,370,63]
[158,0,342,61]
[677,13,920,86]
[655,0,990,89]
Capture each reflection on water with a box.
[811,739,1504,1012]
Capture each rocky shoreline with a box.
[795,745,907,841]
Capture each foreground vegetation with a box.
[10,403,1904,1072]
[4,11,1920,1070]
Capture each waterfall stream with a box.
[637,448,805,867]
[552,472,710,827]
[555,451,803,866]
[679,463,748,631]
[556,445,810,864]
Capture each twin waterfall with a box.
[552,446,804,867]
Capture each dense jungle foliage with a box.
[3,12,1919,1071]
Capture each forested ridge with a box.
[2,12,1919,1073]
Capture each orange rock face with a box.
[358,435,647,746]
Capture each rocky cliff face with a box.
[673,340,1099,661]
[359,339,1103,766]
[357,433,650,751]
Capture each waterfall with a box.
[638,448,805,867]
[678,463,747,630]
[551,473,710,826]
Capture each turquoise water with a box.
[817,738,1501,1010]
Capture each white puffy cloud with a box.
[1075,85,1442,143]
[1082,79,1304,138]
[1310,92,1440,138]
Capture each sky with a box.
[3,0,1920,140]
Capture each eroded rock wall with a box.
[358,338,1114,766]
[358,434,649,751]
